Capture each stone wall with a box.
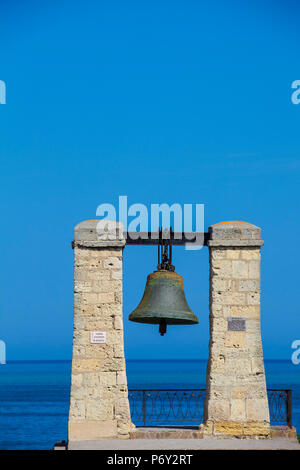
[202,221,270,438]
[68,220,133,442]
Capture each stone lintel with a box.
[74,220,125,248]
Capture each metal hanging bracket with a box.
[157,227,175,272]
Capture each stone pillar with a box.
[68,220,133,444]
[203,221,270,438]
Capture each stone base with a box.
[131,425,297,440]
[201,421,271,439]
[130,427,203,439]
[270,426,297,439]
[69,419,133,441]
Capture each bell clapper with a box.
[159,319,167,336]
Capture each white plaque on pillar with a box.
[90,331,106,344]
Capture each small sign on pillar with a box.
[90,331,106,344]
[227,317,246,331]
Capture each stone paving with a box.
[68,437,300,450]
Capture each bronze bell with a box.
[129,229,198,335]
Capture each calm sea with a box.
[0,359,299,449]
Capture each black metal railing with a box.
[267,389,292,427]
[129,388,292,427]
[129,389,205,426]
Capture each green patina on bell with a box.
[129,229,198,335]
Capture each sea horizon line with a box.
[1,358,292,363]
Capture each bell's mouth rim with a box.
[129,318,199,325]
[129,313,199,325]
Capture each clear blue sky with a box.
[0,0,299,360]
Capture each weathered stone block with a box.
[201,420,214,435]
[230,399,246,421]
[72,373,83,387]
[69,420,117,441]
[82,293,99,305]
[222,292,246,305]
[246,398,270,422]
[103,257,122,269]
[247,292,260,305]
[214,421,243,435]
[107,329,124,345]
[99,357,125,372]
[246,319,261,333]
[117,420,132,437]
[100,372,117,387]
[238,280,259,292]
[211,249,227,260]
[117,371,127,385]
[86,400,114,420]
[83,318,114,330]
[69,399,85,420]
[241,249,260,260]
[249,260,260,279]
[211,259,232,278]
[72,358,101,372]
[251,356,265,375]
[114,398,131,419]
[243,421,270,436]
[212,278,228,292]
[84,372,100,388]
[112,270,122,280]
[211,317,227,332]
[87,269,111,281]
[209,386,231,400]
[245,384,268,399]
[226,249,240,260]
[231,387,246,400]
[232,260,249,278]
[210,354,225,373]
[73,330,89,346]
[74,281,93,293]
[211,304,223,317]
[225,358,252,376]
[114,316,123,330]
[209,221,261,241]
[92,279,122,294]
[207,400,230,421]
[97,292,115,304]
[229,305,259,319]
[74,270,87,281]
[246,333,263,353]
[114,343,125,358]
[84,344,111,359]
[114,291,122,304]
[98,304,122,317]
[224,331,245,348]
[73,345,86,357]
